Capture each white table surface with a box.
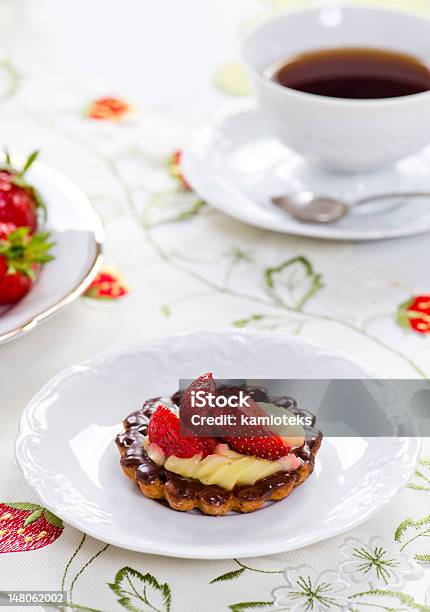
[0,1,429,610]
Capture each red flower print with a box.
[86,97,131,121]
[397,295,430,334]
[0,502,63,553]
[84,267,128,300]
[168,150,191,191]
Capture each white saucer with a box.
[182,101,430,241]
[15,331,420,559]
[0,157,104,345]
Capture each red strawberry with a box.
[175,436,218,459]
[148,405,181,456]
[397,295,430,334]
[225,435,291,461]
[179,373,221,439]
[0,226,55,304]
[0,151,46,234]
[180,372,218,407]
[180,372,218,430]
[84,267,128,300]
[0,502,63,553]
[148,405,217,459]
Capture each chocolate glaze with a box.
[116,387,322,507]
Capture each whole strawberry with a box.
[0,226,55,304]
[0,150,46,235]
[0,502,63,554]
[397,295,430,335]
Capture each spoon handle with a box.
[357,191,430,206]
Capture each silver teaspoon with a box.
[272,190,430,224]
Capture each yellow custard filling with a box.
[164,444,301,490]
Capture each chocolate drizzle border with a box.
[116,386,322,512]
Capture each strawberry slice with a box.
[174,436,218,459]
[147,406,180,457]
[225,435,291,461]
[180,372,217,413]
[180,372,219,435]
[147,405,217,459]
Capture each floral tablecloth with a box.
[0,0,429,610]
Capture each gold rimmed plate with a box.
[0,156,104,345]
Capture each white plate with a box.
[0,156,103,344]
[182,101,430,241]
[15,331,420,559]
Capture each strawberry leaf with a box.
[44,510,63,529]
[396,297,415,329]
[10,175,27,188]
[4,149,11,167]
[0,228,55,277]
[24,508,44,526]
[5,502,42,511]
[19,150,39,177]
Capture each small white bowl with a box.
[242,5,430,172]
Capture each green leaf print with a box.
[264,256,323,311]
[408,459,430,493]
[394,514,430,560]
[210,567,246,583]
[109,567,171,612]
[229,602,274,612]
[143,191,205,228]
[351,589,430,611]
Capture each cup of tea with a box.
[242,6,430,172]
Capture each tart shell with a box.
[116,389,322,516]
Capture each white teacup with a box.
[242,6,430,173]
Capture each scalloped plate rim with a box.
[15,330,422,559]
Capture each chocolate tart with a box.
[116,386,322,516]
